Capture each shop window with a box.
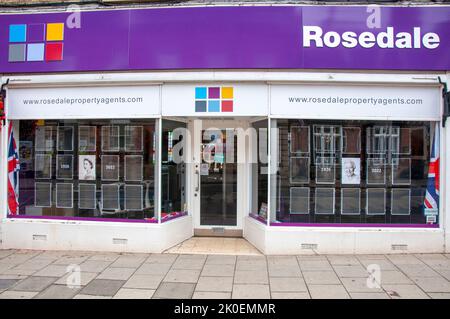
[161,120,187,222]
[10,119,157,221]
[270,119,439,226]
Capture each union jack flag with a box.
[424,123,440,211]
[7,124,20,215]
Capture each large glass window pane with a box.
[12,119,157,220]
[250,120,268,221]
[271,119,437,226]
[160,119,187,221]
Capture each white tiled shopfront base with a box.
[244,217,446,255]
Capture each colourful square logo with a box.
[27,43,45,61]
[195,86,234,113]
[9,24,27,43]
[8,22,65,63]
[45,43,63,61]
[46,23,64,41]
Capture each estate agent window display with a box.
[275,119,436,226]
[12,119,157,220]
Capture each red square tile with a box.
[45,42,63,61]
[221,100,233,112]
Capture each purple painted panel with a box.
[0,6,449,73]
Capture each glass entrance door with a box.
[197,128,238,227]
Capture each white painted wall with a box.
[244,217,445,255]
[1,216,193,253]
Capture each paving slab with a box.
[298,260,333,272]
[0,251,15,259]
[11,276,58,292]
[269,277,307,292]
[53,255,91,266]
[0,291,38,299]
[123,274,165,290]
[378,270,413,285]
[303,271,341,285]
[327,255,361,266]
[0,279,20,290]
[271,292,310,299]
[153,282,195,299]
[87,253,120,262]
[201,264,235,277]
[340,277,384,293]
[113,288,155,299]
[350,292,391,299]
[97,267,136,281]
[78,260,112,273]
[55,272,98,286]
[145,254,178,264]
[195,276,233,292]
[73,294,112,299]
[411,277,450,293]
[267,256,299,266]
[308,284,350,299]
[34,284,81,299]
[358,259,398,271]
[193,292,231,299]
[333,265,369,278]
[206,255,236,265]
[80,279,125,296]
[387,255,423,265]
[109,255,147,268]
[172,257,206,270]
[383,284,430,299]
[234,270,268,284]
[164,269,201,283]
[428,293,450,299]
[12,258,53,271]
[396,264,441,278]
[268,265,302,278]
[135,263,172,276]
[1,268,37,276]
[232,284,271,299]
[33,265,69,277]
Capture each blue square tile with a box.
[195,100,207,112]
[208,100,220,112]
[27,43,44,61]
[9,24,27,43]
[195,87,207,99]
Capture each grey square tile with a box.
[33,265,69,277]
[268,264,302,278]
[123,274,165,290]
[341,277,384,293]
[206,255,236,265]
[0,279,19,290]
[0,291,38,299]
[308,284,350,299]
[234,270,268,284]
[383,284,430,299]
[153,282,195,299]
[145,254,178,264]
[201,264,234,277]
[271,292,310,299]
[80,279,125,297]
[9,44,26,62]
[113,288,155,299]
[135,263,172,276]
[269,277,307,292]
[303,271,341,285]
[232,284,270,299]
[411,277,450,293]
[195,276,233,292]
[34,284,81,299]
[193,292,231,299]
[164,269,201,283]
[97,267,136,281]
[12,276,58,292]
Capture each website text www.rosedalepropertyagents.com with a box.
[288,96,423,106]
[21,96,144,106]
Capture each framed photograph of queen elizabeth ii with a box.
[341,157,361,185]
[79,155,96,181]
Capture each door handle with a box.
[195,169,200,192]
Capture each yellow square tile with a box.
[46,23,64,41]
[221,87,233,99]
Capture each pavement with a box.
[1,248,450,299]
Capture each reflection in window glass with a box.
[271,119,437,225]
[161,120,187,221]
[250,120,268,221]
